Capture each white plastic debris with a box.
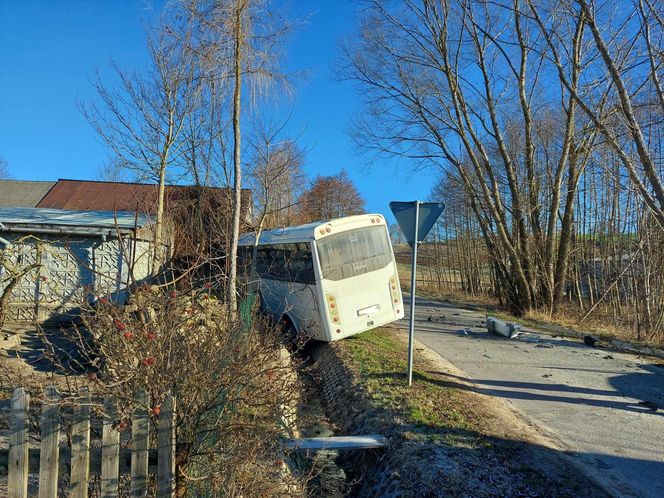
[511,331,541,343]
[486,317,521,338]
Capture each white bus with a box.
[238,214,404,342]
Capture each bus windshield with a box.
[316,225,392,281]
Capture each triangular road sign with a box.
[390,201,445,247]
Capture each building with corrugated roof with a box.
[36,179,253,260]
[0,206,156,324]
[0,177,254,323]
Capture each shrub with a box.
[45,284,302,496]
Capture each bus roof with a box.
[238,213,386,246]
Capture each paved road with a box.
[399,294,664,498]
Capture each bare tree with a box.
[81,24,199,271]
[95,156,131,182]
[248,119,306,231]
[297,169,365,223]
[529,0,664,228]
[362,1,664,338]
[182,0,294,316]
[342,0,602,314]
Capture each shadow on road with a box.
[349,368,663,496]
[367,368,664,418]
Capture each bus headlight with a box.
[326,293,341,324]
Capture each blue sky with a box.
[0,0,438,218]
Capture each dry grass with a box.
[398,266,664,348]
[341,327,475,436]
[522,305,664,346]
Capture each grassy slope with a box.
[334,327,606,497]
[341,328,473,438]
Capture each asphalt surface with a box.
[399,294,664,498]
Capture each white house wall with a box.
[0,233,154,323]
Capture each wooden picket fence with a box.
[1,386,176,498]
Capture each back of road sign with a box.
[390,201,446,247]
[389,200,445,386]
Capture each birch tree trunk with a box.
[227,2,244,317]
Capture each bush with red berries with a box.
[44,284,302,496]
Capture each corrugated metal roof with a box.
[37,179,160,212]
[37,179,252,217]
[0,206,152,230]
[0,180,56,207]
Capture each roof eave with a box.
[0,224,141,238]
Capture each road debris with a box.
[584,335,598,347]
[511,331,541,343]
[487,317,521,338]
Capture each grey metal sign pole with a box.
[407,202,420,386]
[390,200,445,387]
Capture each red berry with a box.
[169,290,177,298]
[152,405,161,416]
[100,297,109,304]
[274,460,284,466]
[146,332,156,340]
[142,357,156,366]
[123,332,134,339]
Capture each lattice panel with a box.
[2,234,147,323]
[6,304,36,322]
[38,241,89,317]
[94,240,124,296]
[1,239,39,322]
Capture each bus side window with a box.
[255,246,272,278]
[289,243,315,284]
[264,245,288,281]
